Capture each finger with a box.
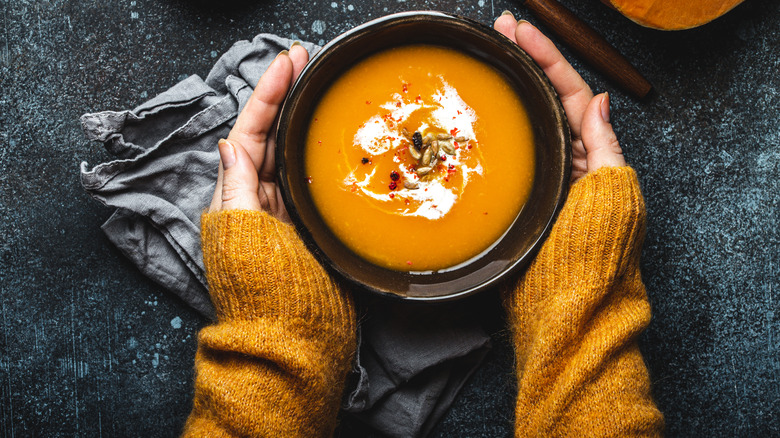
[217,139,263,211]
[580,93,625,172]
[494,11,518,43]
[570,138,588,183]
[229,51,294,170]
[257,45,309,184]
[274,185,291,223]
[209,158,225,212]
[515,21,593,138]
[255,44,309,186]
[289,42,310,83]
[259,134,277,184]
[258,180,280,214]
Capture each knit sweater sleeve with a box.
[504,166,664,437]
[181,210,357,438]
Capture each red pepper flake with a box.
[396,101,402,107]
[390,171,400,181]
[305,177,312,184]
[318,140,322,144]
[389,193,395,199]
[440,155,446,161]
[405,199,410,205]
[457,110,462,115]
[361,157,370,164]
[450,127,460,136]
[389,181,398,190]
[406,260,413,266]
[402,83,409,93]
[366,100,371,104]
[483,212,488,215]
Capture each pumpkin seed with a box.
[440,141,456,155]
[455,136,468,142]
[436,133,452,140]
[430,140,440,156]
[423,133,433,146]
[404,180,419,189]
[422,146,433,166]
[416,166,433,175]
[408,146,421,160]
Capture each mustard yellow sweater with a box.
[182,166,664,437]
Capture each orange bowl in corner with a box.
[603,0,745,30]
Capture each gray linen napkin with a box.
[79,33,491,437]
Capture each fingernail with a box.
[290,40,302,48]
[501,10,514,18]
[275,49,289,60]
[517,19,530,25]
[218,139,236,169]
[600,92,610,123]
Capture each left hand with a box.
[209,43,310,220]
[494,13,626,183]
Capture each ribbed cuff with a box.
[561,165,646,276]
[505,166,647,315]
[201,210,355,332]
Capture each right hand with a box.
[494,13,626,183]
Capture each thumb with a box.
[217,139,263,211]
[580,92,626,173]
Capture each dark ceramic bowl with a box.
[277,11,570,301]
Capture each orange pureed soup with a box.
[305,45,534,271]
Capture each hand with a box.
[494,13,626,183]
[209,43,310,219]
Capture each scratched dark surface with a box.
[1,0,778,436]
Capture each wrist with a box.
[201,210,355,328]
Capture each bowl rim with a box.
[276,10,571,301]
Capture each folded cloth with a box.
[79,33,491,437]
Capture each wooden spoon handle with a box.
[524,0,653,99]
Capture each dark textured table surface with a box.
[1,0,778,436]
